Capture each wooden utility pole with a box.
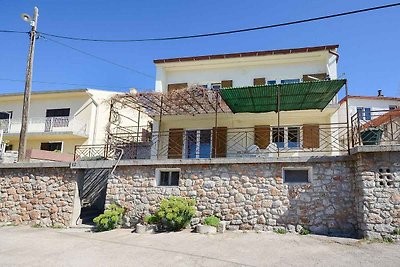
[18,7,39,162]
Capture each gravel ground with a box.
[0,226,399,267]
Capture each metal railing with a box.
[351,109,400,147]
[0,116,87,136]
[75,123,350,160]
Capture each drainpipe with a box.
[87,93,99,144]
[329,50,339,63]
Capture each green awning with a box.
[219,79,346,113]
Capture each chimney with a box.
[130,88,138,94]
[377,89,383,97]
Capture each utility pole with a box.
[18,7,39,162]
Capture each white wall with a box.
[155,51,338,93]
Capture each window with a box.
[0,111,12,119]
[281,79,300,84]
[185,129,211,159]
[272,127,300,149]
[283,168,312,183]
[267,80,277,85]
[356,107,372,120]
[45,108,70,117]
[211,83,221,90]
[288,127,300,148]
[389,105,398,110]
[40,142,62,152]
[157,169,180,186]
[272,127,284,148]
[5,144,13,151]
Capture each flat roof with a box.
[154,44,339,64]
[0,88,88,97]
[339,95,400,105]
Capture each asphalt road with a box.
[0,226,399,267]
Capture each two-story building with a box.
[101,44,350,162]
[0,88,120,160]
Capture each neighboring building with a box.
[337,93,399,123]
[0,89,120,157]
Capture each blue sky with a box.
[1,0,399,98]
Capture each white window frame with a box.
[272,127,302,149]
[155,168,181,187]
[183,129,212,159]
[282,167,313,184]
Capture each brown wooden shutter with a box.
[303,73,327,82]
[167,83,188,92]
[168,128,183,159]
[303,124,320,148]
[253,78,266,86]
[221,80,233,88]
[212,127,227,158]
[254,125,270,149]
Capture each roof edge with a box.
[154,44,339,64]
[339,95,400,105]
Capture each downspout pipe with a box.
[329,50,339,63]
[87,92,99,144]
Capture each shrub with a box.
[144,215,158,225]
[204,216,220,227]
[93,204,125,232]
[274,228,287,234]
[149,197,196,231]
[393,228,400,235]
[299,228,311,235]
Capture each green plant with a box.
[299,228,311,235]
[31,223,43,228]
[93,204,125,232]
[393,228,400,235]
[274,228,287,234]
[148,197,196,231]
[204,216,220,227]
[383,236,394,243]
[144,215,158,225]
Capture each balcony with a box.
[0,116,88,137]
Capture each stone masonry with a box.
[106,158,357,235]
[0,167,77,227]
[354,151,400,239]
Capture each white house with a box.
[142,44,346,159]
[0,89,120,159]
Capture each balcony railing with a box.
[351,109,400,147]
[74,123,349,161]
[0,116,88,136]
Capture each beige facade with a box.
[152,45,345,159]
[0,89,119,155]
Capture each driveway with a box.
[0,226,399,267]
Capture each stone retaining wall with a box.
[107,158,357,235]
[0,168,77,227]
[354,151,400,239]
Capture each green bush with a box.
[144,215,158,225]
[148,197,196,231]
[274,228,287,234]
[299,228,311,235]
[204,216,220,227]
[393,228,400,235]
[93,204,125,232]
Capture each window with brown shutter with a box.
[167,83,188,92]
[253,78,266,86]
[303,124,320,148]
[221,80,233,88]
[254,125,270,149]
[302,73,327,82]
[168,128,183,159]
[212,127,227,157]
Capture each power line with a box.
[0,30,28,34]
[41,36,154,79]
[0,78,134,89]
[38,2,400,42]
